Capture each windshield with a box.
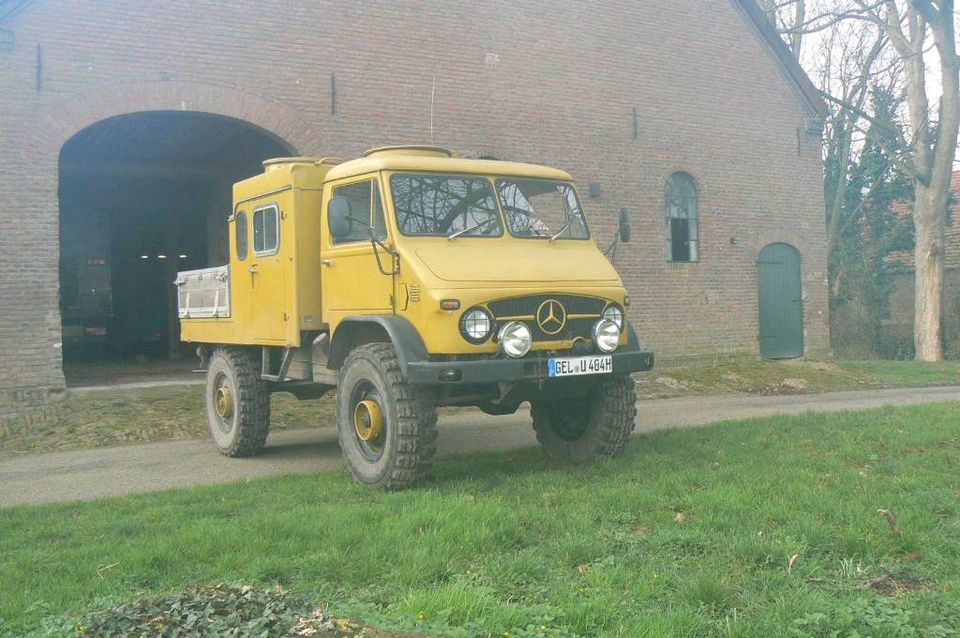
[391,174,502,237]
[496,179,589,240]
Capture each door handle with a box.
[248,264,258,273]
[321,259,334,267]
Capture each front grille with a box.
[528,316,598,342]
[485,294,607,342]
[488,294,605,318]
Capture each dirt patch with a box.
[756,378,808,395]
[859,574,928,596]
[293,610,429,637]
[654,376,691,390]
[722,371,745,383]
[805,361,844,372]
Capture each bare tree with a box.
[819,22,891,263]
[798,5,916,357]
[803,0,958,360]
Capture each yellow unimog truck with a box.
[177,146,653,490]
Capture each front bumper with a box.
[406,348,654,385]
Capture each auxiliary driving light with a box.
[498,321,532,358]
[593,318,620,353]
[459,307,493,344]
[602,304,624,331]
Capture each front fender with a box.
[327,315,429,376]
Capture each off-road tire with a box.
[531,374,637,463]
[337,342,438,490]
[205,347,271,457]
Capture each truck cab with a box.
[178,146,653,489]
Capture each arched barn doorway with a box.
[58,111,294,378]
[757,242,804,359]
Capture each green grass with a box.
[844,359,960,387]
[3,403,960,636]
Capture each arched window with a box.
[666,172,699,262]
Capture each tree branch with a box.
[822,92,928,185]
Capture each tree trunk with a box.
[913,184,946,360]
[790,0,805,60]
[902,1,959,362]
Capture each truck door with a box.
[248,201,288,343]
[321,176,394,326]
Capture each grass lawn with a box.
[2,403,960,636]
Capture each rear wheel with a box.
[531,374,637,463]
[205,347,270,457]
[337,342,438,490]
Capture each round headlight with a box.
[593,318,620,353]
[603,304,624,331]
[498,321,532,358]
[459,307,492,344]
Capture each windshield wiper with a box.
[447,219,494,240]
[549,220,571,242]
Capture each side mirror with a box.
[618,208,631,243]
[328,196,353,239]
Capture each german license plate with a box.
[548,355,613,378]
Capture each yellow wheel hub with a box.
[215,386,234,419]
[354,399,384,442]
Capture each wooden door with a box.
[758,243,804,359]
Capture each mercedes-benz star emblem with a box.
[536,299,567,335]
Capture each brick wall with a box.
[0,0,829,404]
[885,270,960,359]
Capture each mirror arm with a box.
[603,235,619,258]
[605,208,630,258]
[367,228,399,276]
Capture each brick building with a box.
[0,0,829,410]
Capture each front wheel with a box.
[531,374,637,463]
[337,343,438,490]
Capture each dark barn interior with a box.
[57,111,292,378]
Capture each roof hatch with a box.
[262,157,321,171]
[363,145,453,158]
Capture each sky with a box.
[793,2,951,132]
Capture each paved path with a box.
[70,379,205,393]
[2,385,959,507]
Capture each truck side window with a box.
[253,204,279,255]
[331,181,376,245]
[235,211,248,260]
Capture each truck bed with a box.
[175,266,230,319]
